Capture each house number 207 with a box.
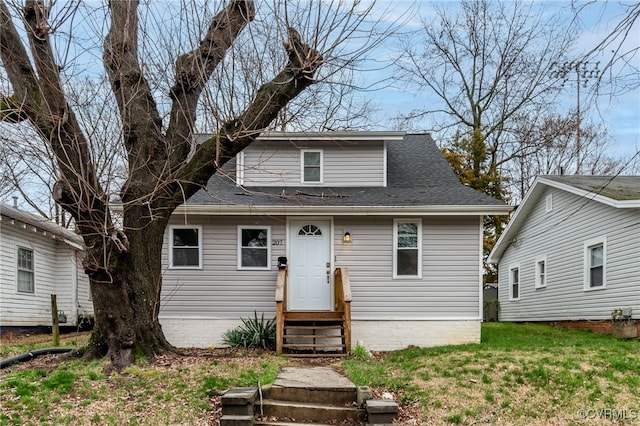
[272,239,284,245]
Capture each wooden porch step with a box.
[282,343,344,348]
[284,353,348,358]
[283,311,344,321]
[278,310,349,357]
[284,334,344,339]
[284,325,342,330]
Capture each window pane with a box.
[18,270,34,293]
[590,245,603,267]
[590,266,603,287]
[18,248,33,270]
[513,283,519,298]
[242,248,268,268]
[173,247,199,267]
[303,152,321,182]
[173,229,199,247]
[242,229,267,247]
[304,166,320,182]
[397,223,418,248]
[397,249,418,276]
[304,152,320,166]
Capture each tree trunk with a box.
[84,210,174,369]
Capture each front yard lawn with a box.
[1,323,638,425]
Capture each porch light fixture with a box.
[343,231,351,243]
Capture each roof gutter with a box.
[175,204,513,216]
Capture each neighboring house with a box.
[0,204,93,332]
[160,131,511,353]
[488,175,640,334]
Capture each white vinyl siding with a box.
[160,215,483,322]
[498,187,640,322]
[0,218,92,327]
[161,217,286,319]
[169,226,202,269]
[16,247,34,293]
[237,226,271,270]
[238,140,385,186]
[393,219,422,278]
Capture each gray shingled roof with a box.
[187,133,507,208]
[541,175,640,201]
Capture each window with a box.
[17,247,34,293]
[509,265,520,300]
[301,149,322,183]
[393,219,422,278]
[584,237,606,290]
[169,226,202,268]
[238,226,271,270]
[298,224,322,236]
[535,256,547,289]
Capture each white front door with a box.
[288,220,332,311]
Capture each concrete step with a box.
[258,399,366,423]
[264,367,357,405]
[254,421,360,426]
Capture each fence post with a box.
[51,294,60,346]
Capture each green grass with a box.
[1,323,638,425]
[342,323,639,424]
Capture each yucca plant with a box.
[222,312,276,350]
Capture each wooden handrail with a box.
[275,268,286,302]
[334,267,352,353]
[275,268,287,354]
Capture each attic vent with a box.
[298,224,322,236]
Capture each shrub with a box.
[222,312,276,350]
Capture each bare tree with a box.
[508,112,622,200]
[395,0,576,190]
[0,0,392,369]
[576,1,640,95]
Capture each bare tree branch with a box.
[174,26,323,203]
[167,0,255,168]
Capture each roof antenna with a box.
[12,196,18,208]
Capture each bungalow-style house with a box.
[488,175,640,335]
[160,131,511,354]
[0,203,93,333]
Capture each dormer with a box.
[234,131,405,187]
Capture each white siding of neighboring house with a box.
[498,187,640,322]
[0,219,92,327]
[240,140,385,187]
[159,214,484,350]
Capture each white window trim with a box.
[545,193,553,212]
[237,225,272,270]
[393,218,422,279]
[300,149,323,184]
[583,236,606,291]
[169,225,203,269]
[16,245,35,294]
[535,256,547,289]
[509,264,520,301]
